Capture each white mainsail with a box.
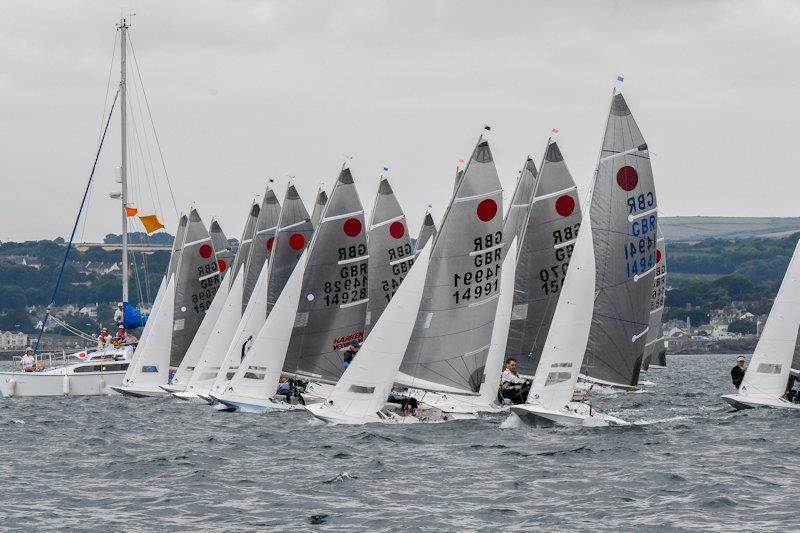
[305,243,432,424]
[213,249,309,408]
[723,239,800,409]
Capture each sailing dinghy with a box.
[211,169,366,412]
[578,91,659,391]
[505,142,582,378]
[721,239,800,411]
[177,200,260,401]
[163,219,233,392]
[112,209,223,397]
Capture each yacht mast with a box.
[118,17,129,303]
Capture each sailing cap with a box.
[25,346,33,352]
[351,339,361,348]
[736,356,745,362]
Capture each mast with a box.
[118,17,130,303]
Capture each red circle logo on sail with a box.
[266,237,275,252]
[218,259,227,272]
[289,233,305,250]
[554,195,575,217]
[616,166,639,191]
[389,221,405,239]
[343,218,362,237]
[199,244,213,259]
[476,199,497,222]
[656,249,662,264]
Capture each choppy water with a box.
[1,354,798,532]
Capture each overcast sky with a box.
[1,0,799,242]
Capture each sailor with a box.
[786,374,799,403]
[342,339,360,369]
[387,390,419,416]
[277,376,291,401]
[114,303,124,325]
[731,356,746,389]
[113,326,137,347]
[20,347,35,372]
[500,358,531,404]
[97,328,111,350]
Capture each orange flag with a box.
[125,206,139,216]
[139,214,165,234]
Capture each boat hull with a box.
[721,393,800,411]
[209,392,304,413]
[109,385,169,398]
[509,402,629,427]
[0,370,125,398]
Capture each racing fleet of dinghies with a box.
[9,69,714,429]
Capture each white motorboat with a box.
[0,347,132,398]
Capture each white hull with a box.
[109,385,169,398]
[305,401,476,425]
[159,384,185,393]
[408,388,506,414]
[209,392,308,413]
[721,393,800,411]
[509,402,630,427]
[170,390,204,402]
[0,369,125,397]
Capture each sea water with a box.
[1,354,797,531]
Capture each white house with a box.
[0,330,28,350]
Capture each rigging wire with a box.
[34,90,120,353]
[80,32,119,243]
[127,32,179,219]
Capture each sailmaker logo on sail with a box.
[333,331,364,351]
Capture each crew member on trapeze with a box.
[730,355,746,389]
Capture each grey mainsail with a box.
[209,219,235,280]
[310,187,328,229]
[281,168,368,383]
[642,228,667,370]
[503,157,538,246]
[231,201,260,287]
[242,188,281,313]
[581,91,658,387]
[399,137,504,394]
[505,141,582,377]
[365,177,413,337]
[170,208,223,367]
[266,185,314,316]
[414,211,437,253]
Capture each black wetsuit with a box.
[343,349,357,368]
[731,365,745,389]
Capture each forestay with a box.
[642,228,667,371]
[398,137,504,394]
[505,141,582,377]
[282,168,368,384]
[242,189,281,313]
[365,177,413,337]
[581,92,658,388]
[741,239,800,398]
[170,209,222,368]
